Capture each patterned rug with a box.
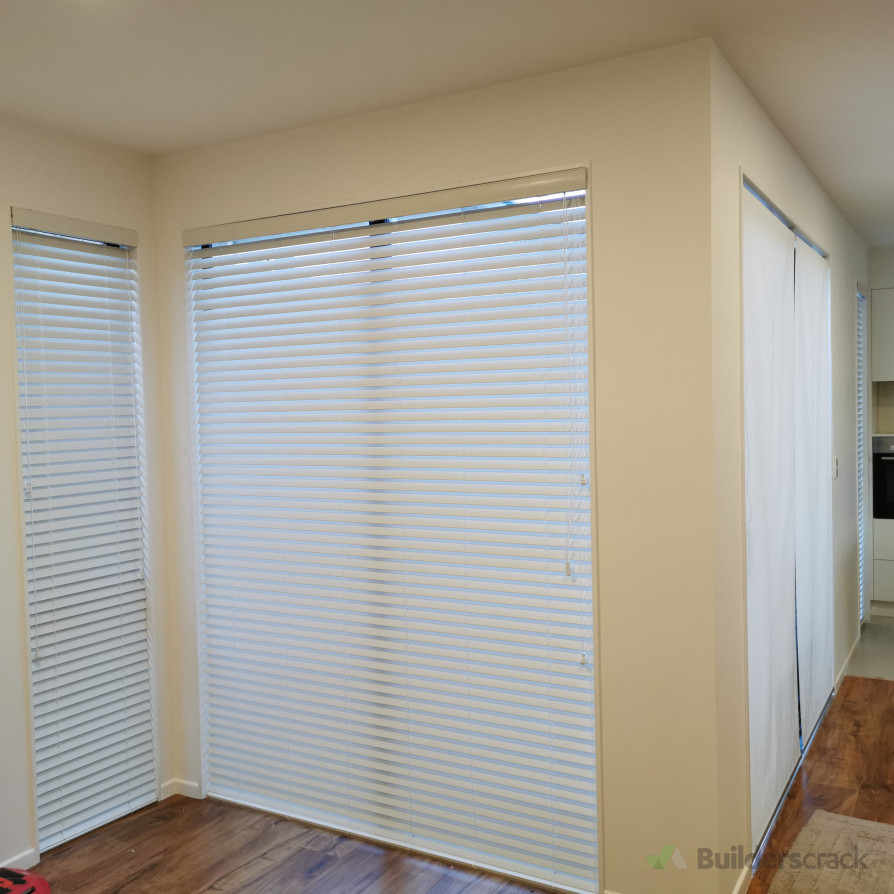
[768,809,894,893]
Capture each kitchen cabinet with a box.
[872,288,894,380]
[875,519,894,603]
[873,516,894,558]
[874,559,894,603]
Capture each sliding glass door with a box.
[743,185,834,848]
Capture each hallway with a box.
[846,617,894,681]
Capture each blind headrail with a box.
[182,168,587,249]
[12,207,138,249]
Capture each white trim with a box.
[2,846,40,871]
[731,865,752,894]
[11,207,137,248]
[584,169,606,894]
[0,208,41,876]
[836,634,861,687]
[182,168,587,247]
[159,779,203,800]
[870,601,894,618]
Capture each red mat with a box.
[0,868,50,894]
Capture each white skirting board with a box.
[599,866,750,894]
[1,846,40,870]
[732,865,751,894]
[836,634,861,688]
[159,779,203,800]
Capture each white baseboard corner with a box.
[2,846,40,870]
[159,778,203,801]
[732,865,751,894]
[836,634,862,688]
[871,601,894,618]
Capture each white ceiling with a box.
[0,0,893,244]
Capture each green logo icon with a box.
[647,845,688,869]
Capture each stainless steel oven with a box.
[873,435,894,518]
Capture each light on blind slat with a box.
[35,727,153,779]
[37,750,156,796]
[32,661,151,705]
[33,683,152,731]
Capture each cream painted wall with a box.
[0,112,161,868]
[154,39,718,894]
[869,247,894,290]
[710,45,868,892]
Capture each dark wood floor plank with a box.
[40,799,243,892]
[207,828,345,892]
[746,675,894,893]
[34,796,547,894]
[355,850,505,894]
[125,809,318,892]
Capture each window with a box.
[857,290,869,622]
[187,171,598,893]
[13,211,155,851]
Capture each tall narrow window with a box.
[187,171,599,893]
[13,212,155,851]
[857,291,870,622]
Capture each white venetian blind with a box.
[12,218,155,852]
[857,292,869,622]
[187,171,599,893]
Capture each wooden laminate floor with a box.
[32,676,894,893]
[34,796,547,894]
[747,675,894,893]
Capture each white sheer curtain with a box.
[743,188,800,848]
[794,241,834,741]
